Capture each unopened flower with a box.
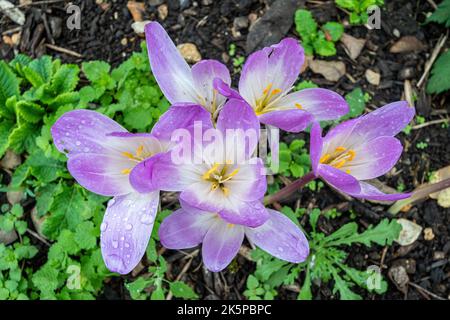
[145,22,231,115]
[215,38,349,132]
[51,105,210,274]
[159,203,309,272]
[130,99,269,228]
[309,101,415,200]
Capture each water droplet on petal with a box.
[278,246,284,252]
[125,223,133,231]
[83,147,90,152]
[140,214,154,225]
[112,240,119,249]
[108,199,116,207]
[100,222,108,232]
[75,141,81,146]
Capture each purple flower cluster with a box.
[51,22,414,274]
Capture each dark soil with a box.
[1,0,449,300]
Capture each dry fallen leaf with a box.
[0,150,22,170]
[395,219,422,246]
[309,59,346,82]
[158,4,168,21]
[388,265,409,294]
[390,36,426,53]
[0,0,26,25]
[429,165,450,208]
[0,229,18,245]
[340,33,366,60]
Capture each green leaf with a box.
[324,219,402,247]
[298,266,312,300]
[246,275,259,290]
[123,107,153,131]
[342,87,366,120]
[335,0,358,10]
[322,22,344,42]
[8,122,39,153]
[427,50,450,94]
[35,182,63,216]
[0,120,14,157]
[49,64,80,94]
[313,35,337,56]
[32,263,60,294]
[74,221,97,250]
[295,9,318,44]
[24,56,53,87]
[126,277,153,300]
[82,61,115,90]
[150,287,165,300]
[427,0,450,27]
[332,269,362,300]
[169,281,198,299]
[0,61,20,108]
[16,101,45,123]
[26,150,65,183]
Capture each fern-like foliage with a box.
[427,0,450,27]
[427,50,450,94]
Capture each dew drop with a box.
[125,243,130,248]
[83,147,90,152]
[100,222,108,232]
[112,240,119,249]
[125,223,133,231]
[140,214,154,225]
[278,246,284,252]
[75,141,81,146]
[108,199,116,207]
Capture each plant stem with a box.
[264,172,316,206]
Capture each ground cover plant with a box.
[0,0,449,301]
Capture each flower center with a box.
[197,89,218,114]
[254,83,283,115]
[202,162,240,196]
[120,145,151,175]
[320,146,356,174]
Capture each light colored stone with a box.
[158,4,168,20]
[131,20,151,35]
[395,219,422,246]
[390,36,425,53]
[340,33,366,60]
[424,228,435,241]
[0,229,18,245]
[177,43,202,63]
[365,69,381,86]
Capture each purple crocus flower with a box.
[130,99,269,228]
[159,201,309,272]
[145,21,231,115]
[215,38,349,132]
[51,105,211,274]
[309,101,415,200]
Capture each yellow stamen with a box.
[295,103,303,110]
[271,88,282,96]
[136,145,144,158]
[334,160,346,168]
[211,182,219,192]
[263,83,273,95]
[335,146,346,152]
[203,163,220,180]
[122,151,135,160]
[320,154,331,164]
[227,223,235,228]
[345,169,351,174]
[121,168,131,175]
[347,149,356,161]
[222,187,230,196]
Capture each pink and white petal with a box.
[180,181,225,213]
[274,88,349,121]
[150,103,213,147]
[217,99,260,157]
[219,199,269,228]
[345,136,403,180]
[67,153,134,196]
[258,109,314,133]
[322,118,360,153]
[159,209,216,249]
[310,122,323,176]
[224,160,267,201]
[213,78,243,101]
[350,181,412,201]
[145,22,198,104]
[352,101,415,141]
[318,164,361,195]
[265,38,305,92]
[51,109,127,156]
[130,152,200,193]
[100,191,159,274]
[192,60,231,112]
[239,50,269,107]
[107,132,163,157]
[246,209,309,263]
[202,219,245,272]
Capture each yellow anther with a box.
[222,187,230,196]
[211,182,219,192]
[227,223,235,228]
[334,160,346,168]
[295,103,303,110]
[271,88,282,96]
[121,168,131,175]
[136,145,144,158]
[263,83,273,95]
[320,154,331,164]
[345,169,351,174]
[203,163,220,180]
[122,151,135,160]
[335,146,347,152]
[347,150,356,161]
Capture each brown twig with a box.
[26,228,50,246]
[165,251,198,300]
[409,282,446,300]
[14,0,66,8]
[417,32,448,88]
[45,43,83,58]
[411,118,449,130]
